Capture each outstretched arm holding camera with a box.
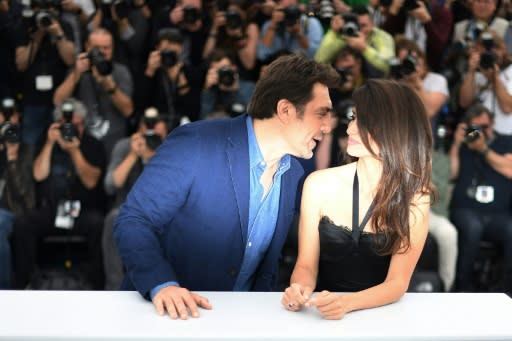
[458,50,479,109]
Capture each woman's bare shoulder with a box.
[305,162,357,190]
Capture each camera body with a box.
[59,101,78,142]
[87,48,113,76]
[225,10,242,29]
[142,112,163,151]
[335,67,350,86]
[389,54,418,79]
[283,5,301,27]
[340,13,359,37]
[464,124,482,143]
[160,49,178,68]
[183,6,200,24]
[0,122,20,144]
[218,66,236,87]
[0,98,20,144]
[479,33,497,70]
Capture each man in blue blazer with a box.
[114,53,340,319]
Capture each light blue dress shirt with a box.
[232,116,290,290]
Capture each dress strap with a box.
[352,170,375,243]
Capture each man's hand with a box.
[152,285,212,319]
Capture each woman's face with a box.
[346,112,380,158]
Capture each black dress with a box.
[316,171,391,292]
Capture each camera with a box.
[464,124,482,143]
[87,48,113,76]
[335,67,350,86]
[59,101,78,142]
[225,10,242,29]
[0,122,20,144]
[283,5,301,27]
[388,54,417,79]
[142,109,163,151]
[341,13,359,37]
[479,32,496,70]
[160,49,178,68]
[218,66,236,87]
[0,98,20,144]
[183,6,200,24]
[35,10,53,28]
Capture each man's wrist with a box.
[107,85,118,95]
[481,146,490,158]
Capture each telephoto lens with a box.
[59,101,78,142]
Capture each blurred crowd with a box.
[1,0,512,294]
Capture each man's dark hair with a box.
[247,53,339,119]
[157,28,184,45]
[464,103,494,123]
[351,4,370,16]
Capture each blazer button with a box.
[229,269,237,277]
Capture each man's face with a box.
[336,54,362,79]
[470,112,493,139]
[88,33,114,60]
[284,83,333,159]
[357,14,373,39]
[471,0,496,21]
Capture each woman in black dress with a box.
[281,79,435,319]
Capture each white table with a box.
[0,291,511,340]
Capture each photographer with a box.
[152,0,211,67]
[393,37,449,120]
[381,0,453,71]
[315,5,394,75]
[137,28,196,128]
[257,0,324,60]
[13,0,75,147]
[200,49,244,119]
[102,107,167,290]
[53,28,134,157]
[0,98,35,288]
[459,31,512,135]
[202,1,259,106]
[12,98,107,290]
[0,0,22,100]
[448,103,512,294]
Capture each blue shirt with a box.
[150,116,290,299]
[232,116,290,290]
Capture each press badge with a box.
[54,200,81,229]
[475,186,494,204]
[35,75,53,91]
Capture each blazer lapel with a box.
[226,115,250,245]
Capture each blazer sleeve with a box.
[114,125,201,298]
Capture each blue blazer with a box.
[114,114,304,299]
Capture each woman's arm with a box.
[282,172,323,308]
[308,193,430,319]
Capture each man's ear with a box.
[276,99,293,123]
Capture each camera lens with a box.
[218,66,235,87]
[464,125,482,143]
[160,49,178,68]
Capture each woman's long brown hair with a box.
[352,79,435,255]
